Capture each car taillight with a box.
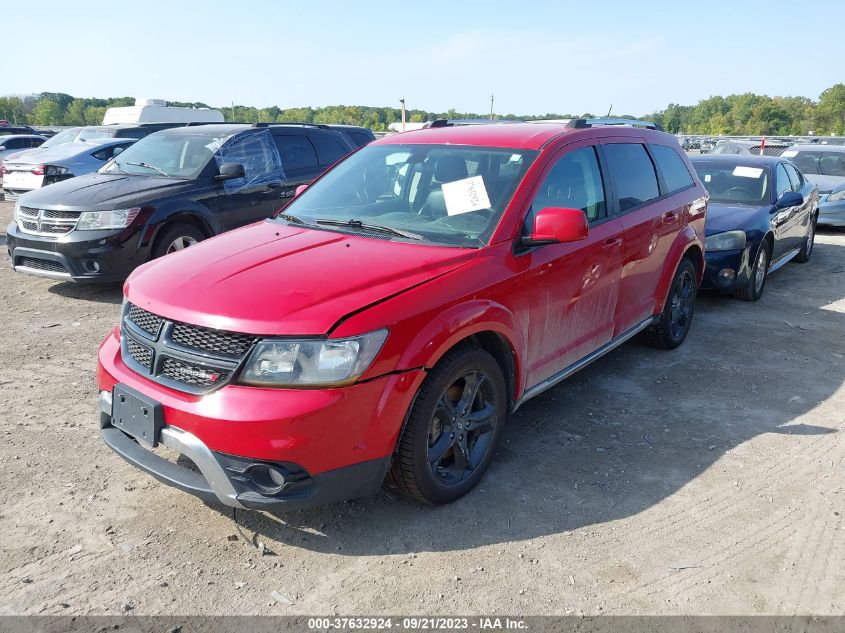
[31,164,45,176]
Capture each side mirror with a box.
[776,191,803,209]
[295,184,308,197]
[215,163,246,181]
[522,207,589,247]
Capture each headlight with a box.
[76,207,141,230]
[45,165,72,176]
[238,329,388,387]
[827,188,845,202]
[13,200,21,224]
[705,230,746,251]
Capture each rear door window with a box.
[274,135,319,173]
[603,143,660,212]
[649,144,694,193]
[309,132,349,166]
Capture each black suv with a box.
[7,123,371,282]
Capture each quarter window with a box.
[310,133,349,166]
[649,144,694,193]
[530,146,606,223]
[603,143,660,212]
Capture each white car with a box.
[2,137,136,198]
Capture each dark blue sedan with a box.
[690,155,818,301]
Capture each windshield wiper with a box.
[314,218,423,240]
[123,161,169,177]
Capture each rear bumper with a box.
[6,221,150,282]
[702,247,751,291]
[818,198,845,226]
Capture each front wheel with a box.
[387,347,507,505]
[734,240,769,302]
[793,215,816,263]
[151,223,206,259]
[643,258,697,350]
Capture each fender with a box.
[653,225,704,312]
[138,199,221,249]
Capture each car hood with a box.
[18,172,199,209]
[126,221,480,336]
[806,174,845,194]
[705,202,768,235]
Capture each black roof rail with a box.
[567,117,664,131]
[251,122,333,130]
[426,118,523,128]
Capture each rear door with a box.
[524,143,624,386]
[783,161,814,249]
[600,139,665,333]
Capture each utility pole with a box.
[399,98,406,132]
[490,94,494,120]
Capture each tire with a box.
[151,223,206,259]
[386,346,507,505]
[733,240,769,302]
[793,214,816,263]
[643,258,697,350]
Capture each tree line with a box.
[1,84,843,136]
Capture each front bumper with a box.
[97,331,426,510]
[6,221,151,282]
[818,198,845,227]
[702,247,751,291]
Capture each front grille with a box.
[128,304,163,337]
[17,207,80,237]
[126,338,153,370]
[160,357,230,387]
[16,256,68,274]
[170,322,256,358]
[121,303,254,395]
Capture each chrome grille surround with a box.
[17,206,81,237]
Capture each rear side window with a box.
[345,130,373,148]
[649,144,694,193]
[603,143,660,212]
[115,128,147,139]
[309,133,349,166]
[274,135,318,172]
[783,162,802,191]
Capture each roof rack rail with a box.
[251,122,333,130]
[426,118,523,128]
[567,118,663,131]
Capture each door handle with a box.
[662,211,677,224]
[602,238,623,251]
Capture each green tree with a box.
[31,99,62,125]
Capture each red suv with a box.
[97,119,707,511]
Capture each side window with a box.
[219,130,283,190]
[775,164,792,199]
[530,146,606,224]
[784,163,802,191]
[309,133,349,166]
[649,144,694,193]
[4,138,24,149]
[602,143,660,212]
[274,135,319,173]
[30,137,45,148]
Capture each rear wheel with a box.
[643,258,697,350]
[387,347,507,505]
[151,223,205,259]
[793,215,816,263]
[734,241,769,302]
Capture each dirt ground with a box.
[0,198,842,616]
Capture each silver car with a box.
[0,135,47,185]
[1,137,136,199]
[781,145,845,226]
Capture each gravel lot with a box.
[0,198,842,616]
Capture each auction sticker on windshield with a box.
[442,175,491,216]
[733,166,764,178]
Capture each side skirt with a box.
[768,247,800,275]
[514,317,656,410]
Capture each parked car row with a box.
[3,116,820,515]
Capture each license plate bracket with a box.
[112,384,163,447]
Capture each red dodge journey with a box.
[97,119,707,511]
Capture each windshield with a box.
[78,126,116,142]
[278,144,537,247]
[100,132,222,179]
[693,163,769,205]
[41,127,82,148]
[782,150,845,177]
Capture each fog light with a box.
[718,268,736,286]
[244,464,288,495]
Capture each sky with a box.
[2,0,843,116]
